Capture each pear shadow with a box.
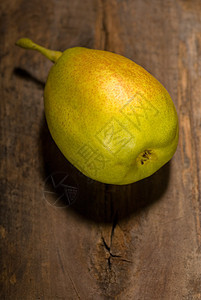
[39,115,171,224]
[14,67,45,89]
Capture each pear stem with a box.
[15,38,62,63]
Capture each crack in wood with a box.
[102,236,110,252]
[110,211,118,247]
[56,248,81,299]
[100,211,133,273]
[101,0,109,50]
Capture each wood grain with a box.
[1,0,201,299]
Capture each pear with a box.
[16,38,179,185]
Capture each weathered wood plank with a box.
[0,0,201,299]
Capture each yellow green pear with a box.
[16,38,179,185]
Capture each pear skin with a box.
[16,38,179,185]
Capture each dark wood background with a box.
[1,0,201,299]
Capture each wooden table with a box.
[1,0,201,299]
